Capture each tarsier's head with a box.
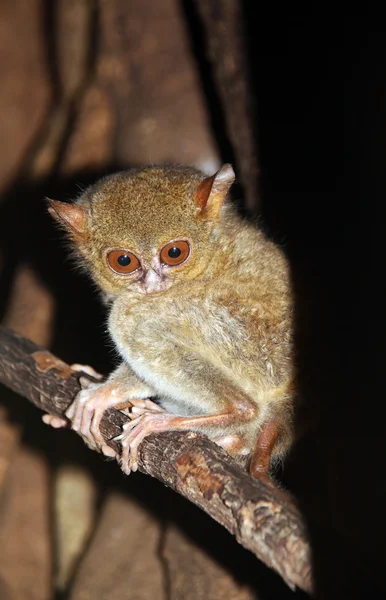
[48,164,235,297]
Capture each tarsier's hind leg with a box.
[212,422,285,483]
[116,393,258,475]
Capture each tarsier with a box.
[45,164,295,479]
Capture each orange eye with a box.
[160,240,190,267]
[106,250,140,274]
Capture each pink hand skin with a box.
[43,363,258,477]
[114,403,166,474]
[64,377,120,458]
[42,413,69,429]
[65,379,160,458]
[43,362,158,462]
[42,364,104,437]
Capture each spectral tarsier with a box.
[45,164,295,479]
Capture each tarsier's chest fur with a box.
[48,164,295,478]
[110,264,293,439]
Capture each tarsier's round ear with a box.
[195,164,235,219]
[47,199,88,235]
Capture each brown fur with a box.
[49,164,295,475]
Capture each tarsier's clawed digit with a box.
[46,164,295,480]
[42,363,103,432]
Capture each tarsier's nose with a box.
[141,268,163,294]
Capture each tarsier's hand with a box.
[65,376,120,457]
[42,364,103,430]
[42,362,163,470]
[66,376,164,463]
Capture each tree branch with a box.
[0,324,312,594]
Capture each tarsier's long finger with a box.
[65,395,78,421]
[78,376,94,391]
[78,402,98,449]
[71,364,103,380]
[89,406,109,445]
[42,414,68,429]
[69,394,87,432]
[68,385,98,425]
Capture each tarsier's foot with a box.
[42,364,103,431]
[114,403,169,475]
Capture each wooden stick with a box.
[0,324,312,594]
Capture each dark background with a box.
[253,16,386,599]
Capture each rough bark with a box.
[0,325,313,594]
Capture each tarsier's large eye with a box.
[106,249,140,274]
[160,240,190,267]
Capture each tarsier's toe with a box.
[124,397,164,413]
[118,412,174,475]
[119,450,132,475]
[42,413,68,429]
[117,417,142,473]
[118,398,163,419]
